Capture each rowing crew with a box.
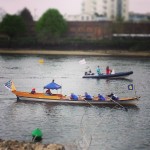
[70,92,119,101]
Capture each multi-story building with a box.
[81,0,129,21]
[64,0,107,21]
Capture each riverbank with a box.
[0,139,65,150]
[0,49,150,57]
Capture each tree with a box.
[116,15,124,22]
[36,9,68,43]
[19,8,35,36]
[0,14,26,38]
[19,8,33,23]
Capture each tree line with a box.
[0,8,150,50]
[0,8,68,48]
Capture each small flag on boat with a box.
[128,84,134,90]
[79,59,86,65]
[4,80,16,91]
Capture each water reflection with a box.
[105,78,133,82]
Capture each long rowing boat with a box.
[5,80,140,106]
[13,90,139,106]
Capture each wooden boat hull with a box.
[12,91,139,106]
[82,71,133,79]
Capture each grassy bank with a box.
[0,49,150,57]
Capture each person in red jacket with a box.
[106,66,112,75]
[45,89,52,95]
[31,88,36,94]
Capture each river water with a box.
[0,54,150,150]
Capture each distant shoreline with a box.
[0,49,150,57]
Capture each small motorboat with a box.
[82,71,133,79]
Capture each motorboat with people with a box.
[82,71,133,79]
[4,80,140,106]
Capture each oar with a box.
[110,98,128,111]
[32,136,37,142]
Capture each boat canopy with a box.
[44,81,61,90]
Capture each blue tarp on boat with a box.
[44,81,61,90]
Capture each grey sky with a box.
[0,0,150,19]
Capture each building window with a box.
[111,15,115,19]
[93,1,96,5]
[103,6,107,10]
[104,12,107,17]
[123,9,126,13]
[82,16,84,21]
[93,6,96,13]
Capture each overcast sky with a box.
[0,0,150,19]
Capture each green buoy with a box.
[32,128,43,142]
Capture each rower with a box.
[70,93,78,101]
[84,92,93,100]
[98,94,106,101]
[107,93,119,100]
[31,88,36,94]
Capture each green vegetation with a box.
[0,14,26,48]
[36,9,68,44]
[0,14,26,39]
[0,8,149,51]
[19,8,34,37]
[116,16,124,23]
[19,8,34,23]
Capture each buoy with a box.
[39,59,44,63]
[32,128,43,142]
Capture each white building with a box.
[81,0,129,21]
[64,0,107,21]
[64,0,129,21]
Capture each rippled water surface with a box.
[0,54,150,150]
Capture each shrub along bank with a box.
[0,37,150,51]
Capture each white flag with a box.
[79,59,86,65]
